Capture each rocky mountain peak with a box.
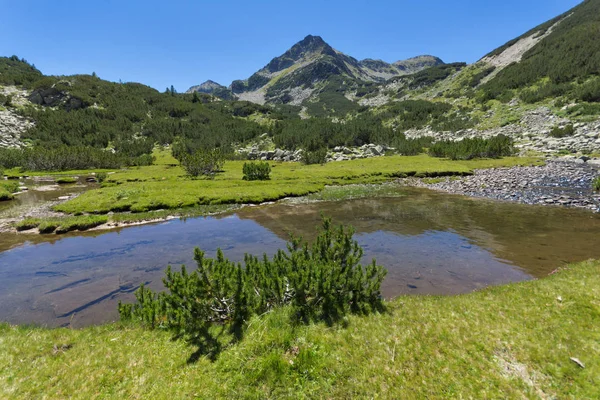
[186,80,226,94]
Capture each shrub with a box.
[593,177,600,192]
[576,78,600,103]
[301,148,327,165]
[549,125,575,138]
[95,172,108,183]
[118,218,387,355]
[428,135,515,160]
[180,148,225,178]
[242,161,271,181]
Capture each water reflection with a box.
[0,187,599,327]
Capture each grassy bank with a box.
[52,152,541,215]
[0,181,20,201]
[0,260,597,398]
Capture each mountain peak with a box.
[186,80,225,94]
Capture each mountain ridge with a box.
[186,35,445,105]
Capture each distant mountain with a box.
[186,80,233,100]
[187,35,444,105]
[186,80,225,94]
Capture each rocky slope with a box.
[187,35,444,105]
[0,86,33,148]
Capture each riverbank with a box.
[0,259,597,398]
[407,158,600,212]
[1,152,542,235]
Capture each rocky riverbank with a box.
[406,158,600,212]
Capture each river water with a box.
[1,187,599,327]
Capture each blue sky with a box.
[1,0,581,92]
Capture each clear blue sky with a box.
[1,0,582,92]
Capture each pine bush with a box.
[119,218,387,352]
[242,161,271,180]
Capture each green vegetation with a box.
[428,135,515,160]
[593,176,600,192]
[119,218,386,359]
[0,180,19,201]
[95,172,108,183]
[0,146,152,171]
[549,124,575,138]
[52,152,540,215]
[177,148,225,178]
[55,177,77,184]
[481,0,600,102]
[301,148,327,165]
[242,161,271,181]
[407,62,467,89]
[1,260,598,398]
[15,215,108,234]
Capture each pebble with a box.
[408,160,600,212]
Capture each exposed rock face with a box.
[393,55,444,74]
[0,86,33,148]
[0,109,31,148]
[28,88,86,111]
[186,80,226,94]
[404,107,600,155]
[237,141,390,163]
[188,35,444,106]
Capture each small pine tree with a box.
[118,217,387,356]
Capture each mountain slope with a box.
[187,35,444,106]
[479,0,600,99]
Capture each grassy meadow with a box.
[52,151,541,215]
[0,260,597,399]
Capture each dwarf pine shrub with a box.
[242,161,271,180]
[180,148,225,178]
[119,218,387,352]
[428,135,514,160]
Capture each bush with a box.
[96,172,108,183]
[549,125,575,138]
[301,148,327,165]
[593,177,600,192]
[428,135,515,160]
[242,161,271,181]
[180,148,225,178]
[0,146,152,171]
[576,78,600,103]
[118,218,387,356]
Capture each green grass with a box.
[0,260,598,398]
[55,177,78,184]
[0,181,20,201]
[53,152,542,215]
[593,176,600,192]
[302,183,408,202]
[15,215,108,234]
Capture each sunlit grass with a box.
[0,260,597,398]
[53,152,542,215]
